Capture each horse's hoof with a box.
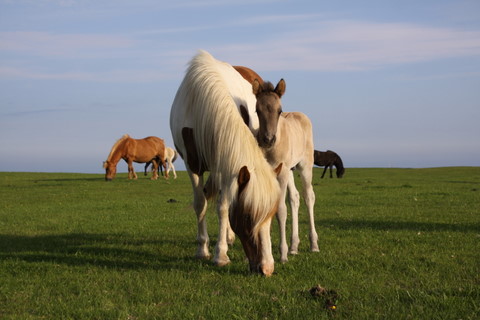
[214,258,231,267]
[195,254,211,261]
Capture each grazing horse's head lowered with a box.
[103,160,117,181]
[170,50,282,276]
[252,79,286,148]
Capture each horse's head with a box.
[336,166,345,178]
[103,161,116,181]
[253,79,286,148]
[230,164,282,276]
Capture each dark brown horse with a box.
[103,134,167,181]
[313,150,345,178]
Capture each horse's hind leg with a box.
[151,160,159,180]
[188,171,210,260]
[299,166,319,252]
[275,169,290,262]
[170,162,177,179]
[287,171,301,256]
[321,166,327,179]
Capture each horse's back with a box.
[233,65,264,85]
[272,112,313,169]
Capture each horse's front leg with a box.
[329,165,333,178]
[276,171,289,263]
[127,160,137,179]
[287,171,301,256]
[188,171,210,260]
[214,193,231,266]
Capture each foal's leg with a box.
[276,170,290,263]
[298,165,319,252]
[188,171,210,259]
[287,171,301,255]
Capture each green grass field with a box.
[1,168,479,319]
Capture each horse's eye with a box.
[278,109,283,115]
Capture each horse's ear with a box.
[102,161,107,169]
[274,79,286,98]
[238,166,251,194]
[273,163,283,177]
[252,79,261,96]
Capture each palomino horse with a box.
[251,79,319,262]
[103,134,167,181]
[144,146,178,179]
[170,50,282,276]
[314,150,345,178]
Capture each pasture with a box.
[0,167,479,319]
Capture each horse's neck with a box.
[108,140,127,164]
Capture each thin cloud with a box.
[1,19,480,81]
[216,20,480,71]
[0,31,134,57]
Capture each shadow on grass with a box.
[0,233,249,275]
[320,219,480,233]
[32,177,105,183]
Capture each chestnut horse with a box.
[103,134,167,181]
[170,50,282,276]
[144,146,178,179]
[314,150,345,178]
[234,66,319,262]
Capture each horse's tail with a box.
[172,149,178,163]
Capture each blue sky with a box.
[1,0,479,173]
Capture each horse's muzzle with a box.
[259,135,276,148]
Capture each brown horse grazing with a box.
[252,80,319,262]
[314,150,345,178]
[103,134,167,181]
